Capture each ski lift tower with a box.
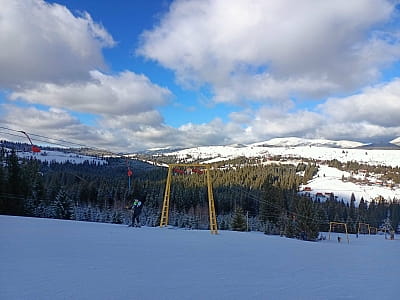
[160,163,218,234]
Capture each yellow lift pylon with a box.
[160,163,218,234]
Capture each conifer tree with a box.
[231,208,247,231]
[295,196,319,241]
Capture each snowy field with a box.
[301,165,400,203]
[167,144,400,167]
[17,149,107,165]
[1,216,398,300]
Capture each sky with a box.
[1,0,400,152]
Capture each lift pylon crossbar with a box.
[160,163,218,234]
[328,222,349,243]
[357,222,371,235]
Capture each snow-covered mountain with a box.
[391,137,400,146]
[161,137,400,167]
[13,148,107,165]
[250,137,366,149]
[156,137,400,203]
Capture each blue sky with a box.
[1,0,400,151]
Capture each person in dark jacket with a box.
[129,197,144,227]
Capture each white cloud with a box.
[10,70,172,117]
[320,78,400,127]
[0,0,115,88]
[0,105,118,147]
[319,78,400,127]
[1,0,399,151]
[239,107,324,141]
[0,104,170,151]
[315,122,400,142]
[314,78,400,141]
[138,0,400,102]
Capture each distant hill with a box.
[356,142,400,150]
[249,137,366,149]
[154,137,400,167]
[390,137,400,146]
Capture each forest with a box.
[0,145,399,241]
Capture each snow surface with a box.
[301,165,400,203]
[17,150,107,165]
[1,215,398,300]
[166,144,400,167]
[391,137,400,146]
[250,137,366,149]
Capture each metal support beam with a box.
[160,163,218,234]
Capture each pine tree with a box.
[5,149,24,215]
[295,196,319,241]
[51,189,72,219]
[231,208,247,231]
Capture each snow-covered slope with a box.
[160,139,399,203]
[0,215,398,300]
[391,137,400,146]
[164,143,400,167]
[250,137,366,148]
[300,165,400,203]
[16,149,107,165]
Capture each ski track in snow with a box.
[0,216,398,300]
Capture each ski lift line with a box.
[0,191,76,205]
[1,126,105,151]
[0,126,87,148]
[2,126,137,193]
[0,125,137,161]
[0,131,28,140]
[230,186,350,226]
[0,185,389,229]
[0,192,51,203]
[2,126,392,230]
[17,130,41,153]
[0,130,76,149]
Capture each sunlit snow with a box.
[0,216,398,300]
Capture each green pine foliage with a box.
[231,208,247,231]
[294,196,319,241]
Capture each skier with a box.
[129,197,144,227]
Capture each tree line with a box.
[1,146,399,241]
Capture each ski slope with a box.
[301,165,400,203]
[1,216,398,300]
[17,149,107,165]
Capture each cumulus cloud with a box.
[0,104,169,151]
[315,79,400,141]
[320,79,400,127]
[236,107,324,142]
[2,0,399,151]
[0,105,118,147]
[138,0,400,103]
[0,0,115,88]
[10,70,172,117]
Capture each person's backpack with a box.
[132,199,142,209]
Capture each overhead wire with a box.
[228,184,367,227]
[0,125,375,230]
[0,126,100,150]
[0,125,133,159]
